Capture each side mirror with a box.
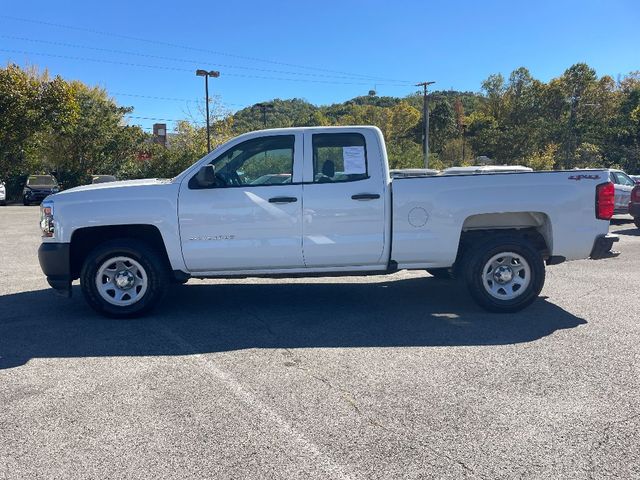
[195,164,216,188]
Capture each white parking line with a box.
[154,321,359,480]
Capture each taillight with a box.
[631,185,640,203]
[596,182,615,220]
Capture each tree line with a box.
[1,62,639,199]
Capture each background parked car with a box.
[629,185,640,229]
[631,175,640,184]
[91,175,117,184]
[0,182,6,206]
[608,169,636,214]
[23,175,60,206]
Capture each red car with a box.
[630,185,640,229]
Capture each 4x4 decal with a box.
[568,174,601,181]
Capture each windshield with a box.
[27,175,58,187]
[92,175,117,184]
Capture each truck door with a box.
[301,130,388,268]
[178,133,304,272]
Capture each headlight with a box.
[40,201,55,238]
[51,187,59,193]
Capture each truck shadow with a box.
[0,277,587,369]
[614,228,639,237]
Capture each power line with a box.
[0,15,410,83]
[113,92,199,103]
[0,35,408,83]
[1,48,189,72]
[111,92,246,108]
[127,116,184,122]
[126,115,206,124]
[0,48,413,86]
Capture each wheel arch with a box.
[69,224,172,280]
[460,211,552,253]
[454,212,553,274]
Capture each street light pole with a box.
[416,81,435,168]
[196,69,220,153]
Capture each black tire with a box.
[426,268,454,279]
[634,217,640,229]
[80,239,169,318]
[462,235,545,313]
[23,198,29,206]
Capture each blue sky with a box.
[1,0,638,131]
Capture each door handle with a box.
[351,193,380,200]
[268,196,298,204]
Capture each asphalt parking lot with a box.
[0,205,638,479]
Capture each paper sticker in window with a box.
[343,146,366,175]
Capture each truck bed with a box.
[391,170,611,268]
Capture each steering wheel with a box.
[228,171,244,186]
[214,171,229,187]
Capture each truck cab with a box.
[179,128,390,273]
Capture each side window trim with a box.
[188,134,296,189]
[310,132,370,184]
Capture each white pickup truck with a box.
[38,126,618,317]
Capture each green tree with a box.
[39,83,142,186]
[428,100,456,153]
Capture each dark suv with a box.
[23,175,60,205]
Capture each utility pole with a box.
[196,69,220,152]
[416,81,435,168]
[255,103,274,128]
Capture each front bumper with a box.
[589,234,620,260]
[38,243,72,296]
[26,194,50,202]
[25,190,55,202]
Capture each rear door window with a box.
[312,133,368,183]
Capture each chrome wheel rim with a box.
[95,256,148,306]
[482,252,531,301]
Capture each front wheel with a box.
[463,236,545,313]
[80,240,168,318]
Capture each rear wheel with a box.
[80,240,168,318]
[634,217,640,229]
[463,235,545,313]
[426,268,453,279]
